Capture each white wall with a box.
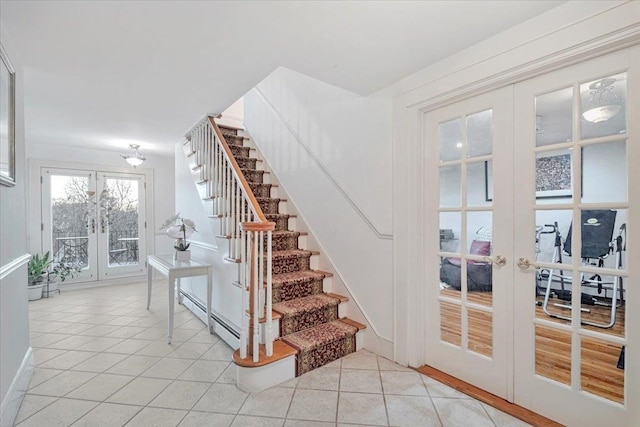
[26,143,175,258]
[0,22,32,427]
[244,67,394,342]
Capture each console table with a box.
[147,254,212,344]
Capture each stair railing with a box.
[185,116,275,362]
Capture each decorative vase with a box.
[176,250,191,262]
[28,284,44,301]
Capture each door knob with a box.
[517,257,539,270]
[484,255,507,266]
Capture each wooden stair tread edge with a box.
[232,340,297,368]
[215,234,231,239]
[326,292,349,303]
[312,270,334,277]
[244,309,283,322]
[269,270,330,284]
[223,256,241,263]
[339,317,366,331]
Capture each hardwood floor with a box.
[438,288,626,404]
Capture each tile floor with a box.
[16,281,531,426]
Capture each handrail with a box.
[185,115,275,363]
[207,117,268,223]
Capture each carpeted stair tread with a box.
[272,249,313,259]
[271,270,327,303]
[273,294,339,319]
[281,320,358,351]
[271,269,329,285]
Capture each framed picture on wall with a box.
[0,42,16,187]
[485,149,573,201]
[535,149,572,199]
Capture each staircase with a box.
[218,124,365,376]
[183,116,365,386]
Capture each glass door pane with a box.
[42,168,98,282]
[97,172,146,279]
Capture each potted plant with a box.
[27,252,53,301]
[42,260,82,298]
[160,213,197,262]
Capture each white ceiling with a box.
[1,1,564,156]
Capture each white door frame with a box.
[392,0,640,370]
[28,159,155,285]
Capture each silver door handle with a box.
[484,255,507,267]
[517,257,540,270]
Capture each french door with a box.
[426,48,638,426]
[41,167,147,282]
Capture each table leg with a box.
[207,269,213,333]
[168,273,175,344]
[177,278,182,305]
[147,263,153,310]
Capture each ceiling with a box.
[1,1,564,156]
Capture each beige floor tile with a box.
[29,320,69,333]
[215,364,237,384]
[178,411,234,427]
[136,340,179,357]
[106,355,162,376]
[32,348,67,365]
[339,369,383,394]
[51,322,95,335]
[337,392,388,426]
[15,397,98,427]
[422,376,472,399]
[179,319,207,330]
[297,367,340,391]
[167,342,212,359]
[13,394,58,424]
[38,350,98,370]
[78,324,124,337]
[129,317,167,328]
[125,407,188,427]
[239,387,294,418]
[28,370,97,397]
[106,377,172,406]
[199,342,233,361]
[104,326,147,339]
[187,330,221,345]
[277,376,299,388]
[381,371,428,396]
[231,415,284,427]
[283,421,335,427]
[71,352,129,373]
[132,327,167,341]
[287,389,338,422]
[377,356,413,372]
[385,394,441,427]
[323,359,341,369]
[178,360,229,383]
[166,328,200,343]
[105,315,139,326]
[141,358,195,379]
[47,334,97,350]
[106,338,156,354]
[27,368,65,389]
[482,403,533,427]
[66,373,135,401]
[149,380,211,410]
[29,333,72,348]
[192,383,248,414]
[432,398,494,427]
[72,402,143,427]
[76,336,124,352]
[340,350,379,370]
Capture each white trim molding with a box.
[251,87,393,240]
[0,347,33,427]
[0,254,30,281]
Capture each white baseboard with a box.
[179,292,240,350]
[0,347,34,427]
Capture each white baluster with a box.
[266,229,273,356]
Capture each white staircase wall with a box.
[244,68,394,353]
[174,143,242,348]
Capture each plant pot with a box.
[175,250,191,262]
[28,284,44,301]
[42,280,58,298]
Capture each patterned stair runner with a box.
[219,124,358,375]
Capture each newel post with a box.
[240,221,276,361]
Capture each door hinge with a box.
[144,221,147,228]
[41,223,44,231]
[40,176,43,184]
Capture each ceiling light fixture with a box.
[121,144,146,167]
[582,78,621,123]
